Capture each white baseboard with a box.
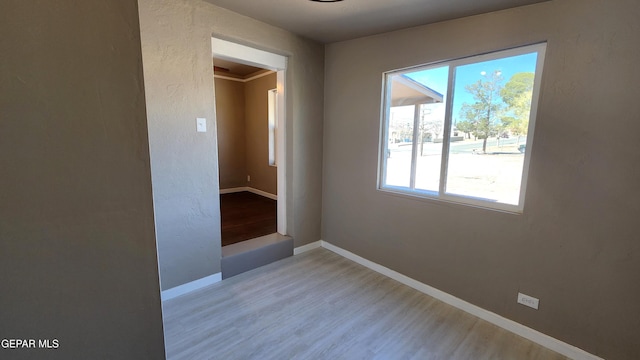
[319,240,602,360]
[219,187,247,194]
[293,240,322,255]
[161,273,222,302]
[246,187,277,200]
[219,186,277,200]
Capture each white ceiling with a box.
[204,0,549,43]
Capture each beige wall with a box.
[139,0,324,289]
[215,77,247,189]
[322,1,640,359]
[245,73,278,195]
[0,0,166,358]
[215,72,277,195]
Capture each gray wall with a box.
[215,77,248,189]
[139,0,221,290]
[139,0,324,290]
[245,73,278,195]
[322,1,640,359]
[0,0,166,359]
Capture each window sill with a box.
[377,186,524,215]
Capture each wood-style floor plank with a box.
[220,192,276,246]
[162,249,568,360]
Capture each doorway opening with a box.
[212,38,290,278]
[213,57,277,246]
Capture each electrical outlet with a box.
[517,292,539,310]
[247,175,251,182]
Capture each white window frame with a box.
[378,43,547,213]
[268,88,277,167]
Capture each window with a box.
[379,43,546,212]
[268,88,277,166]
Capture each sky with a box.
[403,52,538,124]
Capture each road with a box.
[390,137,525,156]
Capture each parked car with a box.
[518,144,526,153]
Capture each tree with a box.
[417,123,429,156]
[460,70,506,152]
[418,104,444,156]
[501,72,534,145]
[455,119,474,139]
[500,72,534,107]
[458,103,483,140]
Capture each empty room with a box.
[2,0,639,360]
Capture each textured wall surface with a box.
[215,77,247,189]
[0,0,166,358]
[245,73,278,195]
[322,1,640,359]
[139,0,222,290]
[139,0,324,290]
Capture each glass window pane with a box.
[383,67,449,191]
[385,104,414,188]
[407,66,449,192]
[445,52,538,205]
[414,103,445,192]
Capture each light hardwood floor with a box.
[162,248,567,360]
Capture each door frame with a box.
[211,37,288,235]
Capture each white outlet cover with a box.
[517,292,540,310]
[196,118,207,132]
